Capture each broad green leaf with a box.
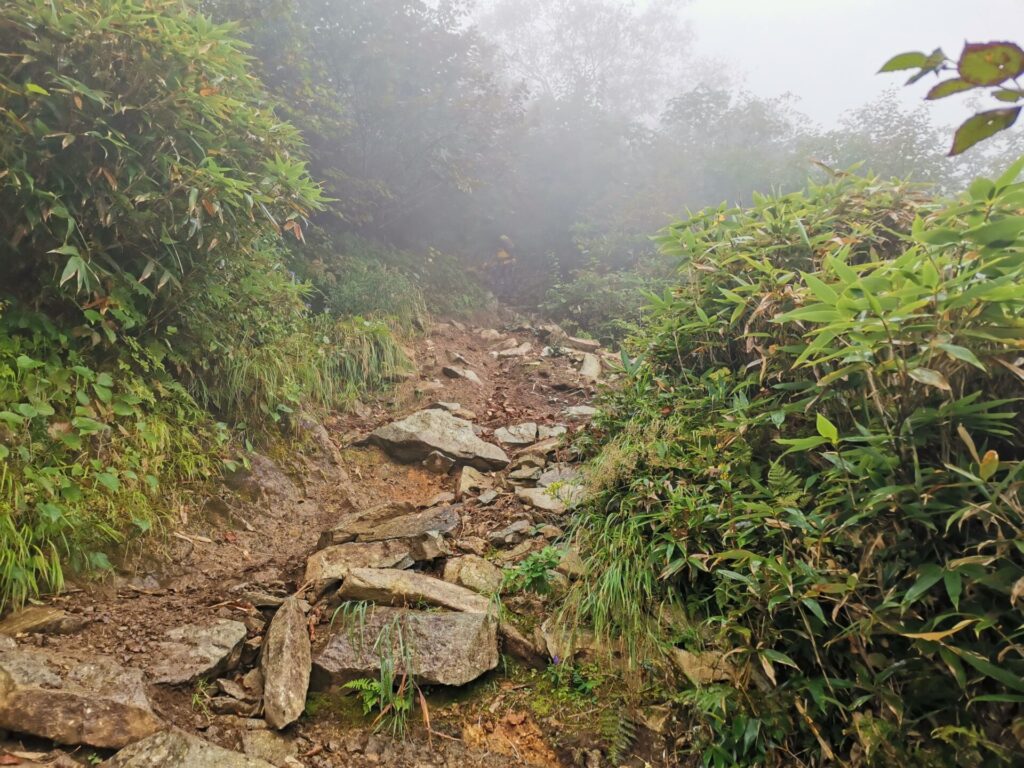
[879,51,927,72]
[816,413,838,443]
[926,78,975,100]
[15,355,44,370]
[944,570,963,610]
[950,108,1021,156]
[965,215,1024,245]
[903,564,944,605]
[72,416,107,434]
[958,42,1024,86]
[95,472,120,492]
[937,343,986,371]
[802,273,838,305]
[967,177,995,201]
[952,648,1024,692]
[996,154,1024,187]
[978,449,999,481]
[15,403,38,419]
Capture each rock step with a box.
[312,606,498,689]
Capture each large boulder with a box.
[102,729,274,767]
[260,597,310,730]
[304,541,414,585]
[0,640,162,749]
[336,568,491,614]
[312,607,498,688]
[364,409,509,471]
[148,619,247,685]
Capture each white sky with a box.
[684,0,1024,127]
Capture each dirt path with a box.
[0,317,623,768]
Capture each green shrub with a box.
[563,166,1024,765]
[542,264,668,345]
[295,231,490,327]
[0,302,226,608]
[0,0,371,607]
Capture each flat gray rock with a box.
[305,541,414,584]
[496,342,532,359]
[260,598,310,729]
[564,405,598,420]
[312,607,498,688]
[241,731,297,767]
[103,729,274,767]
[537,425,567,440]
[336,568,492,613]
[148,619,247,685]
[516,486,567,514]
[0,644,161,749]
[538,465,580,488]
[488,519,532,547]
[365,409,509,470]
[494,422,538,445]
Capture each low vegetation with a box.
[564,167,1024,765]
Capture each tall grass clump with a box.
[563,166,1024,766]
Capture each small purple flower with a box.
[551,655,561,665]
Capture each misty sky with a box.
[685,0,1024,127]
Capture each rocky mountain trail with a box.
[0,317,626,768]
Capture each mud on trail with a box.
[0,317,670,768]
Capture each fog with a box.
[687,0,1024,126]
[204,0,1022,304]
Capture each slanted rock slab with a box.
[566,336,601,353]
[336,568,491,613]
[317,501,416,548]
[0,606,86,636]
[260,597,310,730]
[564,405,598,420]
[354,505,460,543]
[0,644,162,749]
[148,619,247,685]
[364,409,509,470]
[457,465,492,500]
[312,607,498,688]
[103,729,275,767]
[305,541,414,585]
